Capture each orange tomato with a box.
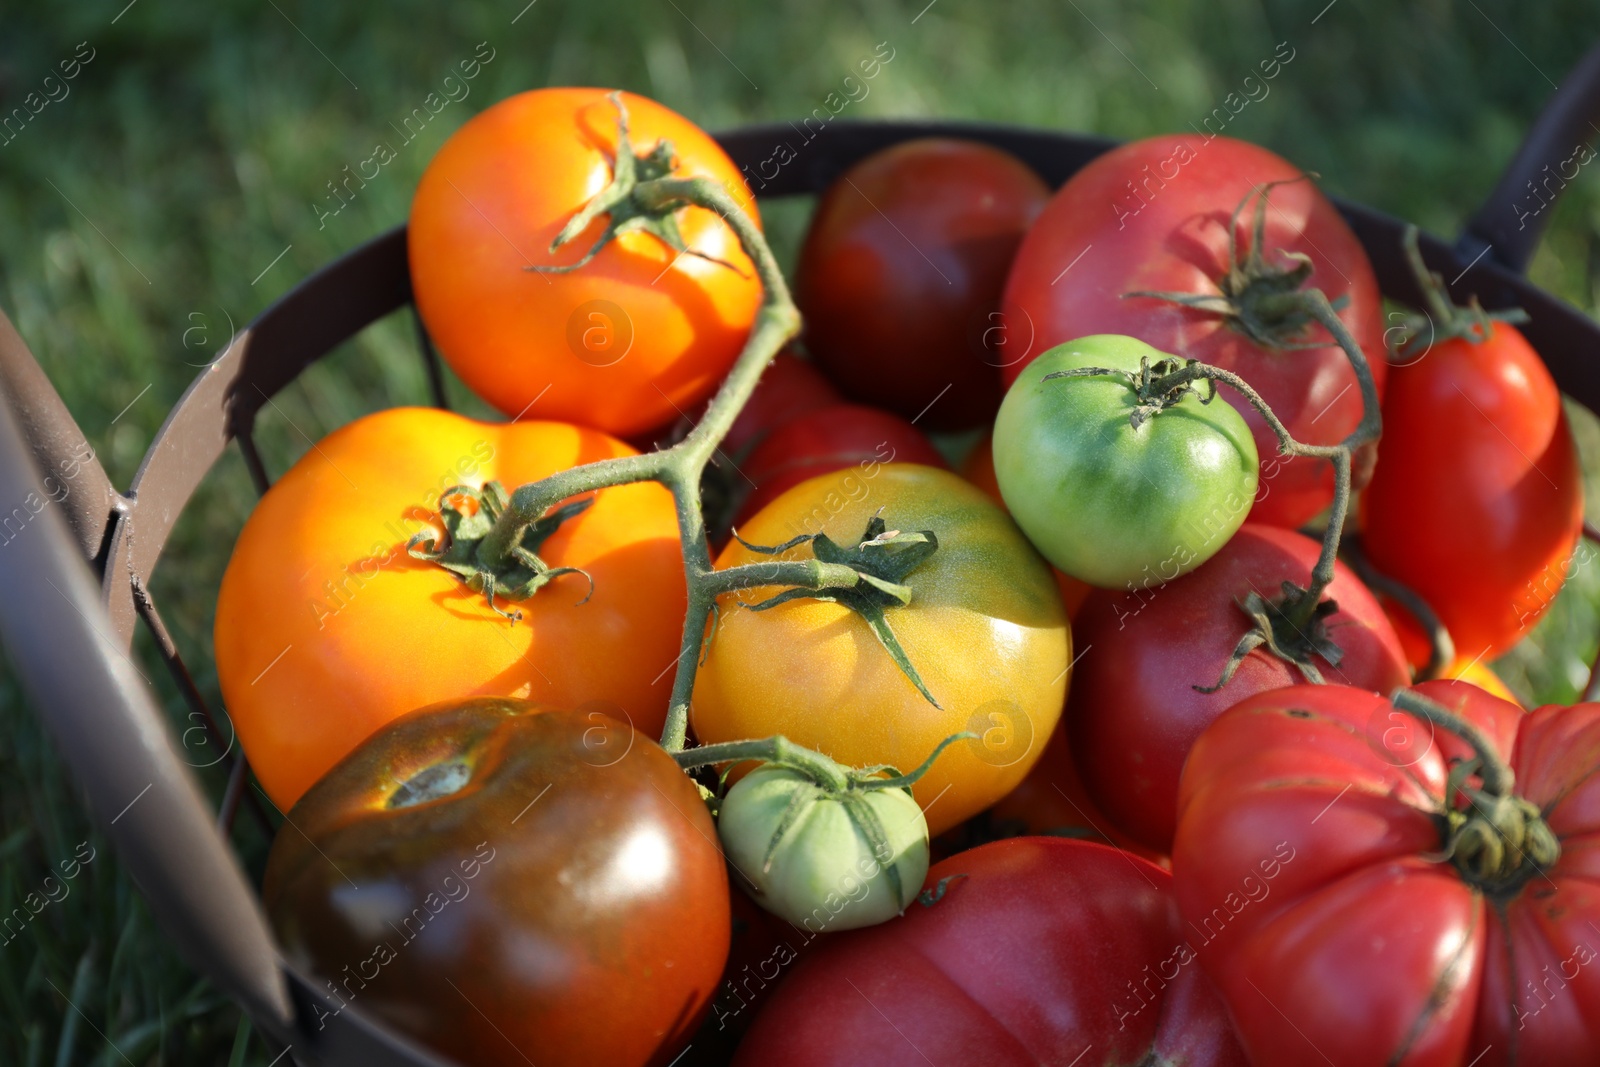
[408,88,763,437]
[960,433,1090,618]
[215,408,684,809]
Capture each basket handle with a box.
[0,310,119,568]
[1457,42,1600,274]
[0,386,294,1036]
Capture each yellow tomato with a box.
[691,464,1070,835]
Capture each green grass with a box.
[3,0,1600,1061]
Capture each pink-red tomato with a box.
[733,837,1247,1066]
[1067,523,1409,852]
[1174,680,1600,1067]
[1001,134,1387,528]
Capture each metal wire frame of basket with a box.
[2,44,1600,1067]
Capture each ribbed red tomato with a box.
[733,837,1246,1066]
[1001,134,1386,528]
[1067,523,1409,852]
[1363,321,1583,664]
[1174,680,1600,1067]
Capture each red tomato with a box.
[1001,134,1387,528]
[1068,523,1409,852]
[716,350,842,459]
[983,722,1166,864]
[733,404,946,525]
[1174,680,1600,1066]
[1363,321,1583,664]
[797,139,1050,430]
[960,433,1091,618]
[733,837,1247,1067]
[409,88,762,436]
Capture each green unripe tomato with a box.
[992,335,1259,589]
[717,765,928,932]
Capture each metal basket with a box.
[3,46,1600,1066]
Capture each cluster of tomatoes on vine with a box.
[212,87,1597,1067]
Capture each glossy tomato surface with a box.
[797,138,1050,430]
[1068,523,1409,852]
[733,837,1247,1066]
[1174,680,1600,1067]
[993,336,1259,588]
[960,433,1091,618]
[694,464,1069,836]
[1002,134,1387,528]
[215,407,684,809]
[1363,321,1583,664]
[264,699,729,1067]
[733,403,946,526]
[409,88,762,436]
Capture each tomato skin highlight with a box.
[1067,523,1409,852]
[733,837,1248,1067]
[215,407,684,810]
[693,464,1069,836]
[1173,680,1600,1067]
[993,336,1259,588]
[1363,321,1583,664]
[797,138,1050,431]
[1001,134,1386,528]
[409,87,762,436]
[263,699,730,1067]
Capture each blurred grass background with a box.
[3,0,1600,1062]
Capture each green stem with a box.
[673,735,852,792]
[1390,689,1514,797]
[465,159,801,753]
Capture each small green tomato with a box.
[717,765,928,932]
[992,334,1259,589]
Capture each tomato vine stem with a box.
[1045,252,1382,689]
[408,95,940,755]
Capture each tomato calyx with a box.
[1042,353,1231,430]
[528,92,744,277]
[1125,178,1348,352]
[1388,224,1529,362]
[1390,689,1561,895]
[406,480,594,621]
[723,513,943,706]
[1198,580,1346,691]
